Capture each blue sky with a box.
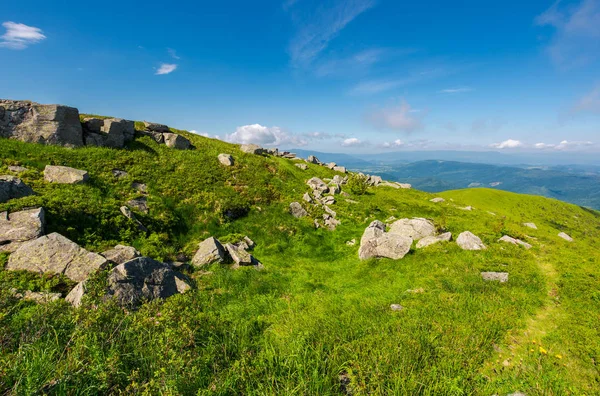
[1,0,600,153]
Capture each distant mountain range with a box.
[289,149,600,209]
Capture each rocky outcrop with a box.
[0,175,34,203]
[358,220,412,260]
[44,165,89,184]
[82,118,135,148]
[558,232,573,242]
[498,235,532,249]
[416,232,452,249]
[0,99,84,147]
[456,231,487,250]
[218,154,234,166]
[481,272,509,282]
[240,144,265,155]
[0,207,45,252]
[102,244,141,264]
[6,232,108,282]
[106,257,191,307]
[290,202,308,218]
[163,133,191,149]
[389,218,436,240]
[191,237,227,267]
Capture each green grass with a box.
[1,132,599,394]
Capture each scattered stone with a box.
[295,163,308,170]
[324,205,337,218]
[430,197,445,203]
[6,232,108,282]
[333,166,347,173]
[327,162,337,169]
[120,206,148,232]
[290,202,308,218]
[359,220,412,260]
[192,237,227,267]
[322,196,336,205]
[481,272,509,283]
[83,118,135,148]
[460,206,473,211]
[307,155,321,164]
[240,144,265,155]
[224,243,254,267]
[242,236,256,250]
[102,244,141,264]
[163,133,191,149]
[0,99,84,147]
[390,304,404,311]
[332,175,345,185]
[346,239,356,246]
[0,207,45,252]
[323,214,341,230]
[328,183,341,195]
[8,165,28,173]
[126,197,149,214]
[416,232,452,249]
[44,165,89,184]
[498,235,532,249]
[558,232,573,242]
[218,154,234,166]
[345,199,358,204]
[112,169,128,178]
[377,182,400,189]
[131,182,148,194]
[368,175,382,186]
[0,175,34,203]
[65,281,87,307]
[143,122,170,132]
[307,177,329,193]
[456,231,487,250]
[302,192,313,203]
[11,289,61,304]
[107,257,191,307]
[523,223,538,230]
[388,218,436,240]
[396,182,412,189]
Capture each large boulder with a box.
[102,244,141,264]
[192,237,227,267]
[456,231,487,250]
[6,232,108,282]
[143,122,170,133]
[307,155,321,164]
[307,177,329,193]
[107,257,191,307]
[163,133,191,149]
[0,99,84,147]
[0,207,45,252]
[44,165,89,184]
[218,154,234,166]
[416,232,452,249]
[240,144,265,155]
[498,235,532,250]
[358,220,412,260]
[389,218,436,240]
[0,175,34,203]
[82,118,135,148]
[289,202,308,218]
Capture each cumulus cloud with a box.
[535,140,594,150]
[226,124,310,146]
[380,139,404,148]
[156,63,178,75]
[490,139,523,149]
[536,0,600,67]
[341,137,364,147]
[367,100,422,132]
[0,21,46,50]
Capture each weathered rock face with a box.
[218,154,234,166]
[102,244,141,264]
[498,235,532,250]
[0,207,45,252]
[224,243,254,266]
[367,175,382,186]
[290,202,308,218]
[307,155,321,164]
[8,165,27,173]
[416,232,452,249]
[389,218,436,240]
[163,133,191,149]
[126,197,149,214]
[358,220,412,260]
[558,232,573,242]
[6,232,108,282]
[65,281,87,307]
[192,237,227,267]
[307,177,329,193]
[44,165,89,184]
[82,118,135,148]
[107,257,191,307]
[143,122,170,133]
[0,175,34,203]
[240,144,264,155]
[0,99,84,147]
[456,231,487,250]
[481,272,509,283]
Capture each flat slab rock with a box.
[290,202,308,218]
[456,231,487,250]
[44,165,89,184]
[0,175,34,203]
[6,232,108,282]
[558,232,573,242]
[498,235,532,249]
[0,207,45,252]
[102,244,141,264]
[107,257,191,307]
[416,232,452,249]
[389,218,436,240]
[192,237,227,267]
[481,272,509,283]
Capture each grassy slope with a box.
[0,130,598,395]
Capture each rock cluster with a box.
[498,235,532,249]
[297,176,349,230]
[82,117,135,148]
[138,122,192,150]
[191,236,262,269]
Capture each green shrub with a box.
[347,173,369,195]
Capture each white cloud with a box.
[341,137,363,147]
[0,21,46,50]
[226,124,309,146]
[167,48,180,60]
[367,100,422,132]
[156,63,177,75]
[439,87,473,94]
[490,139,523,149]
[536,0,600,67]
[287,0,375,67]
[534,140,595,150]
[574,84,600,113]
[381,139,404,148]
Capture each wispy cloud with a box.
[573,84,600,113]
[535,140,594,150]
[489,139,523,149]
[315,48,387,77]
[167,48,180,60]
[366,100,423,132]
[438,87,473,94]
[536,0,600,67]
[380,139,405,148]
[0,21,46,50]
[155,63,178,75]
[351,66,450,95]
[287,0,376,68]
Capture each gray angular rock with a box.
[295,163,308,170]
[240,144,265,155]
[143,122,170,132]
[8,165,28,173]
[290,202,308,218]
[416,232,452,249]
[323,214,341,230]
[368,175,382,186]
[131,182,148,193]
[324,205,337,218]
[333,166,347,173]
[397,183,412,189]
[126,197,149,214]
[120,206,148,232]
[328,183,341,195]
[378,181,401,189]
[498,235,532,249]
[0,207,45,252]
[218,153,234,166]
[192,237,227,267]
[6,232,108,282]
[523,223,537,230]
[332,175,345,185]
[456,231,487,250]
[112,169,128,178]
[307,177,329,193]
[326,162,336,169]
[102,244,141,264]
[163,133,191,149]
[44,165,89,184]
[359,220,412,260]
[107,257,191,307]
[430,197,445,203]
[558,232,573,242]
[389,218,436,240]
[224,243,254,267]
[321,196,335,205]
[390,304,404,311]
[65,281,87,307]
[0,175,34,203]
[307,155,321,164]
[302,192,313,203]
[481,272,509,283]
[0,99,84,147]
